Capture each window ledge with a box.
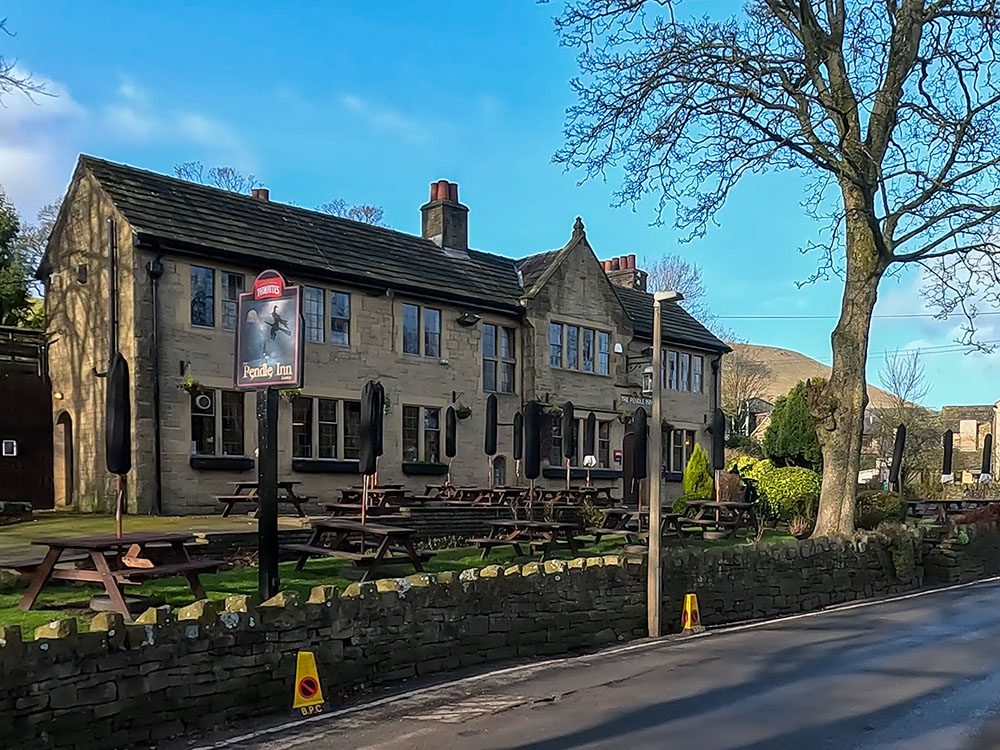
[189,455,254,472]
[402,462,449,476]
[663,471,683,483]
[292,458,361,474]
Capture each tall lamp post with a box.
[648,289,684,638]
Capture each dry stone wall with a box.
[3,526,996,750]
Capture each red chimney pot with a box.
[436,179,450,201]
[251,188,270,202]
[611,258,620,271]
[448,182,458,202]
[429,182,439,201]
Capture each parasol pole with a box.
[115,475,126,538]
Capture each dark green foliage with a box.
[855,491,907,530]
[762,381,823,471]
[683,443,714,499]
[726,433,763,457]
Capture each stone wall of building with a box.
[45,172,141,512]
[3,527,977,750]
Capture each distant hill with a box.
[732,343,898,409]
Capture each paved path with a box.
[187,579,1000,750]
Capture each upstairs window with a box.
[403,303,440,357]
[190,266,215,327]
[220,272,244,331]
[483,323,517,393]
[693,355,704,393]
[549,322,611,375]
[330,291,351,346]
[598,332,610,375]
[304,287,325,343]
[549,323,563,368]
[566,325,579,369]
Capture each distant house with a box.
[940,404,998,478]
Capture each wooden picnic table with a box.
[906,498,997,523]
[470,519,584,561]
[424,484,474,498]
[684,500,758,538]
[340,487,409,505]
[286,519,432,581]
[216,480,312,517]
[589,507,640,543]
[634,509,687,544]
[17,532,224,617]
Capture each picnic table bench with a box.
[906,498,996,523]
[17,532,224,617]
[287,519,432,581]
[683,500,758,539]
[588,507,640,543]
[216,480,312,517]
[470,519,584,561]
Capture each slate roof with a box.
[75,155,729,353]
[79,156,524,313]
[614,285,730,353]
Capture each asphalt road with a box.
[187,579,1000,750]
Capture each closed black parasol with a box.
[105,353,131,537]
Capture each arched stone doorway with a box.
[493,455,507,487]
[53,411,74,506]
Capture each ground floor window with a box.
[665,428,696,473]
[403,405,441,463]
[598,421,611,468]
[191,389,245,456]
[291,396,362,460]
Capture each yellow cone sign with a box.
[681,593,705,635]
[292,651,325,713]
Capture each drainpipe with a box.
[148,256,165,515]
[107,218,119,363]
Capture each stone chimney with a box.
[421,179,468,251]
[603,254,647,292]
[251,188,270,202]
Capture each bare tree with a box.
[553,0,1000,535]
[1,18,46,105]
[11,200,59,296]
[645,253,711,322]
[872,349,940,491]
[174,162,258,194]
[722,344,772,435]
[318,199,386,227]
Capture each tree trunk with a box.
[812,190,885,537]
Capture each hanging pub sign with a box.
[234,270,304,389]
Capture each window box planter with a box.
[190,456,254,472]
[292,459,361,474]
[401,462,449,476]
[541,467,622,481]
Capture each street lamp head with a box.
[654,290,684,304]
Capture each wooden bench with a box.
[467,537,527,556]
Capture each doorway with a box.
[493,456,507,487]
[54,411,74,506]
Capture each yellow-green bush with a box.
[756,466,822,521]
[744,458,778,483]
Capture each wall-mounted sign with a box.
[234,270,304,390]
[1,439,16,457]
[613,449,622,464]
[620,395,652,409]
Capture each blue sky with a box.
[1,1,994,408]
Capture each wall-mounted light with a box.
[642,365,654,396]
[53,391,64,400]
[456,312,481,327]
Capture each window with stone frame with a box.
[304,286,325,343]
[191,390,215,455]
[680,353,691,392]
[598,420,611,468]
[598,332,610,375]
[191,389,244,456]
[291,396,361,460]
[330,291,350,346]
[549,323,563,367]
[483,323,517,393]
[292,396,313,458]
[402,303,440,357]
[190,266,215,327]
[220,391,244,456]
[692,355,704,393]
[402,405,441,463]
[220,272,244,332]
[549,322,611,375]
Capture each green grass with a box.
[0,517,793,637]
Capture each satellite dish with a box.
[583,455,598,468]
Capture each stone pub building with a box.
[40,156,729,514]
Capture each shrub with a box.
[855,490,906,530]
[683,443,714,499]
[744,458,778,483]
[725,434,763,457]
[762,381,823,471]
[756,466,822,521]
[727,454,759,475]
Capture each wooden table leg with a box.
[221,501,235,518]
[400,538,424,572]
[18,546,64,611]
[91,550,131,617]
[296,527,325,571]
[293,500,306,518]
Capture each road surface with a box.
[187,578,1000,750]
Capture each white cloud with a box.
[0,70,84,212]
[338,94,428,144]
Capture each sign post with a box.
[235,270,303,601]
